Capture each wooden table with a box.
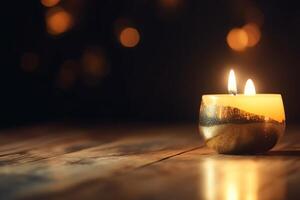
[0,123,299,200]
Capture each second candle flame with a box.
[244,79,256,95]
[228,69,237,95]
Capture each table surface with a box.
[0,123,299,200]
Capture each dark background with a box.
[2,0,300,128]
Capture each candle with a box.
[199,70,285,154]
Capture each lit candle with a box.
[199,70,285,154]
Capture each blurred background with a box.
[3,0,300,128]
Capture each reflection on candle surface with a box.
[200,158,286,200]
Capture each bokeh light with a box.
[20,52,39,72]
[46,7,73,36]
[226,28,248,51]
[243,23,261,47]
[57,60,78,89]
[81,47,108,79]
[41,0,60,8]
[119,27,140,48]
[159,0,181,9]
[157,0,184,17]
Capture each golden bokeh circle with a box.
[226,28,248,51]
[243,23,261,47]
[119,27,140,48]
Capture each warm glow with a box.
[227,28,248,51]
[41,0,60,7]
[228,69,237,95]
[201,159,285,200]
[244,79,256,96]
[46,8,73,35]
[227,183,238,200]
[20,52,39,72]
[203,159,215,200]
[82,48,107,77]
[119,27,140,47]
[57,60,77,89]
[243,23,261,47]
[159,0,180,8]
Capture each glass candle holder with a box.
[199,94,285,154]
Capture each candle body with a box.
[199,94,285,154]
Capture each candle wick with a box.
[229,90,237,96]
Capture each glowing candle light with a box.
[228,69,237,95]
[199,69,285,154]
[244,79,256,96]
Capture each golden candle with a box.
[199,70,285,154]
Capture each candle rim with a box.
[202,94,282,97]
[201,93,285,122]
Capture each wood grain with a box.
[0,124,299,199]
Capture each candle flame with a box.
[244,79,256,95]
[228,69,237,95]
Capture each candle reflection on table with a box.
[200,158,286,200]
